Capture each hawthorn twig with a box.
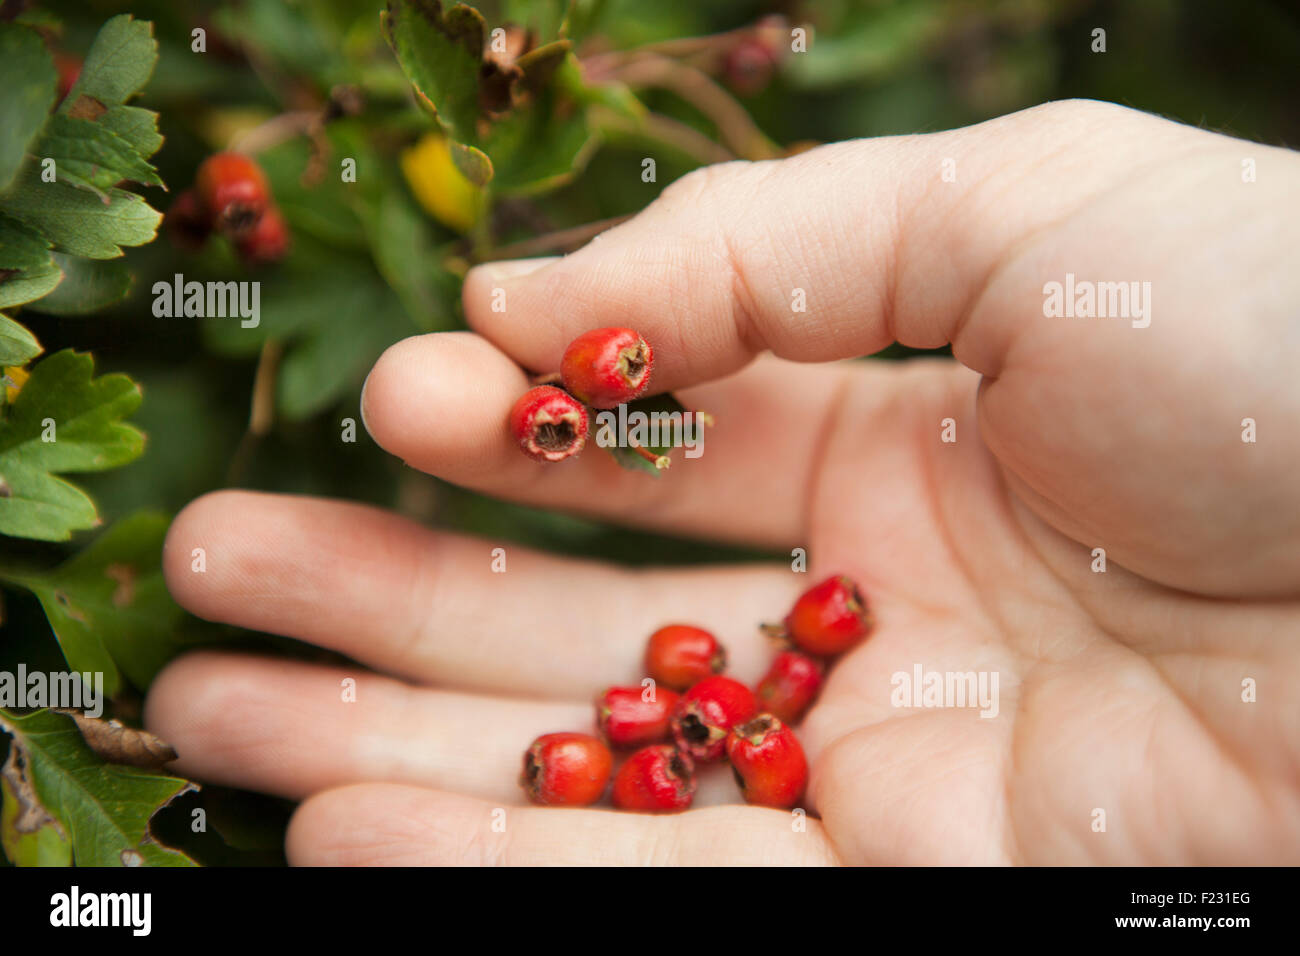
[227,339,282,485]
[477,213,634,262]
[591,106,735,166]
[611,55,780,160]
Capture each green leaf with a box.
[33,114,163,198]
[0,262,62,311]
[2,750,72,867]
[201,258,417,420]
[363,185,448,330]
[28,254,132,316]
[0,24,57,193]
[505,0,570,41]
[517,39,571,92]
[449,142,493,187]
[0,709,197,867]
[784,4,944,89]
[0,170,162,259]
[0,314,42,366]
[485,94,596,195]
[276,281,414,420]
[382,0,485,140]
[60,14,159,114]
[596,393,706,476]
[99,105,163,160]
[0,349,144,541]
[557,54,645,121]
[0,513,185,696]
[0,213,54,274]
[0,212,61,312]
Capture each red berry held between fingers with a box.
[726,714,808,809]
[520,732,612,806]
[780,574,873,656]
[611,744,696,812]
[755,650,823,724]
[597,685,679,748]
[645,624,725,691]
[560,327,653,408]
[509,385,590,462]
[670,675,757,763]
[196,151,271,238]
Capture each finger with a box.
[463,100,1177,390]
[287,784,839,865]
[360,331,851,545]
[465,100,1300,595]
[163,490,794,696]
[143,652,590,803]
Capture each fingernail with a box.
[470,256,560,283]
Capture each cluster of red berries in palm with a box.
[509,326,656,465]
[167,152,290,266]
[520,574,874,812]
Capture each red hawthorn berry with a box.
[670,675,757,763]
[560,327,653,408]
[508,385,590,462]
[166,189,212,251]
[611,744,696,812]
[778,575,873,656]
[755,650,823,724]
[597,685,679,748]
[645,624,726,691]
[726,714,808,809]
[723,37,778,96]
[196,151,271,237]
[520,732,612,806]
[236,204,291,266]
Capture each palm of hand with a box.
[794,361,1296,865]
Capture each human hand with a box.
[146,100,1300,864]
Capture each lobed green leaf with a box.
[0,709,196,867]
[0,349,144,541]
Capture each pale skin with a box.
[145,100,1300,864]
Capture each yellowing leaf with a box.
[4,364,30,403]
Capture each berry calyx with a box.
[611,744,696,812]
[755,650,823,724]
[235,204,291,266]
[509,385,590,462]
[560,327,653,408]
[726,714,808,809]
[670,675,757,763]
[520,732,612,806]
[645,624,726,691]
[597,685,679,748]
[196,151,271,238]
[769,574,873,656]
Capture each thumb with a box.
[462,99,1188,391]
